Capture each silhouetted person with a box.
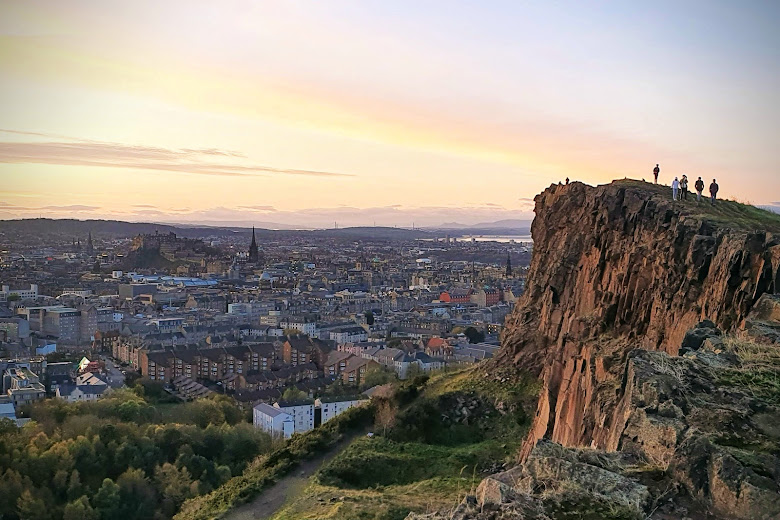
[653,164,660,184]
[710,179,719,205]
[672,177,679,201]
[695,177,704,202]
[680,175,688,200]
[565,177,569,185]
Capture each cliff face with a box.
[498,180,780,458]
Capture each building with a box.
[0,284,39,302]
[324,350,354,378]
[439,288,471,304]
[118,283,158,300]
[470,288,501,308]
[279,318,317,336]
[283,335,331,369]
[329,327,368,344]
[341,357,379,386]
[17,306,81,343]
[315,395,368,424]
[4,367,46,407]
[0,317,30,341]
[274,399,314,433]
[56,372,109,402]
[253,402,294,438]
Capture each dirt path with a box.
[224,430,366,520]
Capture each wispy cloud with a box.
[0,131,354,178]
[39,204,99,211]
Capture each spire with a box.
[87,231,94,253]
[505,251,512,277]
[248,226,259,263]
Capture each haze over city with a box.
[1,1,779,227]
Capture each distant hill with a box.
[0,218,243,238]
[434,218,532,230]
[430,219,533,236]
[0,219,433,241]
[308,226,432,240]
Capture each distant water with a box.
[461,235,532,243]
[419,234,533,243]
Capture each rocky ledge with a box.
[408,295,780,519]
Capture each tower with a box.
[86,231,94,254]
[505,251,512,277]
[248,226,259,263]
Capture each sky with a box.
[1,0,778,228]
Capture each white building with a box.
[253,403,295,438]
[56,372,109,402]
[56,383,108,402]
[330,327,368,344]
[315,396,368,424]
[274,400,314,433]
[280,319,317,336]
[0,284,39,302]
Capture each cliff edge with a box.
[409,180,780,520]
[497,180,780,456]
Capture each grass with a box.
[266,369,535,519]
[271,478,466,520]
[716,337,780,404]
[611,179,780,232]
[174,404,374,520]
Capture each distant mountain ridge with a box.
[0,218,433,241]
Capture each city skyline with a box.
[2,1,779,227]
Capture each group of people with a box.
[654,164,719,205]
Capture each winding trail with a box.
[224,429,367,520]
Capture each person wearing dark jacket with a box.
[680,175,688,200]
[653,164,660,184]
[695,177,705,202]
[709,179,719,205]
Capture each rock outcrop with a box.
[495,181,780,459]
[410,313,780,519]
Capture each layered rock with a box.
[410,316,780,519]
[495,180,780,458]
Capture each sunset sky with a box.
[1,1,778,227]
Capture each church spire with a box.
[505,251,512,277]
[248,226,259,263]
[87,231,94,253]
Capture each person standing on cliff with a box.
[680,175,689,200]
[710,179,719,205]
[672,177,680,201]
[695,177,705,202]
[653,164,660,184]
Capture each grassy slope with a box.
[611,179,780,232]
[270,367,538,520]
[175,405,374,520]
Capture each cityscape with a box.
[1,1,778,520]
[0,222,530,429]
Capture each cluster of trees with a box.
[0,390,272,520]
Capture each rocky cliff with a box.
[409,180,780,520]
[497,180,780,458]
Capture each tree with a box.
[362,367,396,389]
[64,495,99,520]
[464,326,485,344]
[117,468,157,519]
[17,489,52,520]
[281,387,308,402]
[92,478,121,519]
[155,463,192,507]
[364,311,375,326]
[373,385,398,436]
[7,293,20,302]
[66,469,85,501]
